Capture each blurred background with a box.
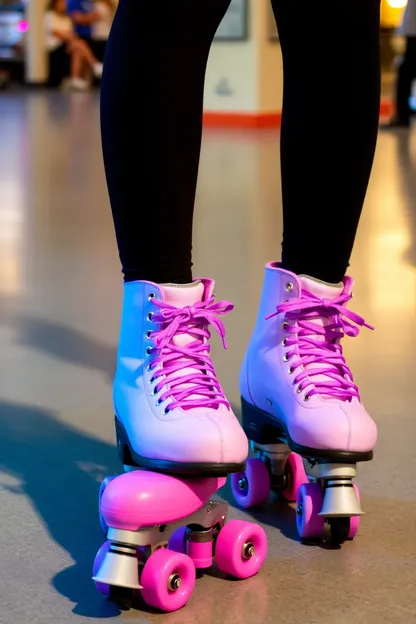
[1,1,416,623]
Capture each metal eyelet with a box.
[283,353,290,362]
[296,386,302,394]
[285,282,294,293]
[288,366,294,375]
[303,394,310,402]
[146,347,152,356]
[147,312,154,322]
[164,407,171,415]
[146,330,152,339]
[156,398,162,406]
[282,321,288,331]
[282,338,287,347]
[148,292,155,302]
[146,364,152,372]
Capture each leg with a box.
[71,39,100,68]
[274,0,381,283]
[69,48,83,80]
[239,1,379,536]
[100,0,248,474]
[101,0,231,284]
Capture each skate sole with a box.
[241,397,373,463]
[115,417,246,477]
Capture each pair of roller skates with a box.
[92,265,376,612]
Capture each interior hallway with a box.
[0,90,415,623]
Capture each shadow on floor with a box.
[0,400,121,618]
[12,313,116,380]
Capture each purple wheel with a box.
[281,453,308,502]
[231,458,270,509]
[92,541,111,595]
[98,476,116,533]
[215,519,267,579]
[348,484,361,540]
[296,482,325,540]
[140,549,196,612]
[168,526,187,554]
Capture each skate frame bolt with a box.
[168,573,182,591]
[296,503,303,517]
[238,476,248,492]
[242,542,255,560]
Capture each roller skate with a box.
[232,263,377,545]
[93,471,267,612]
[113,278,248,476]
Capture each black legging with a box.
[101,0,381,286]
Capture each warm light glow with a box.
[387,0,407,8]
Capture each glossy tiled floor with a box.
[0,90,416,623]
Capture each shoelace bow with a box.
[147,297,233,411]
[267,289,374,400]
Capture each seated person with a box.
[45,0,103,90]
[66,0,98,45]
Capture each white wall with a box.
[204,0,283,115]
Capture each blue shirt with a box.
[67,0,94,39]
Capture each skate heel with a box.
[240,397,284,445]
[115,416,135,467]
[93,470,268,612]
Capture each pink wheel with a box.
[281,453,308,502]
[168,526,187,554]
[348,484,361,540]
[140,549,196,612]
[231,458,270,509]
[98,476,116,533]
[296,482,325,540]
[92,541,111,595]
[215,519,267,579]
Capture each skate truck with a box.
[93,469,268,612]
[231,406,366,546]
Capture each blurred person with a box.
[46,0,103,90]
[99,0,379,486]
[91,0,115,63]
[67,0,98,46]
[383,0,416,128]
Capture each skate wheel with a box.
[140,549,195,612]
[296,482,325,540]
[348,484,361,540]
[230,458,270,509]
[93,541,111,596]
[98,476,116,533]
[215,519,267,579]
[168,526,187,554]
[281,453,308,502]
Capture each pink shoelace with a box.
[147,296,233,412]
[267,289,374,401]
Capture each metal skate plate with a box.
[106,499,228,552]
[250,441,291,478]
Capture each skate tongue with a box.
[298,275,346,401]
[299,275,343,299]
[160,281,204,309]
[158,280,212,409]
